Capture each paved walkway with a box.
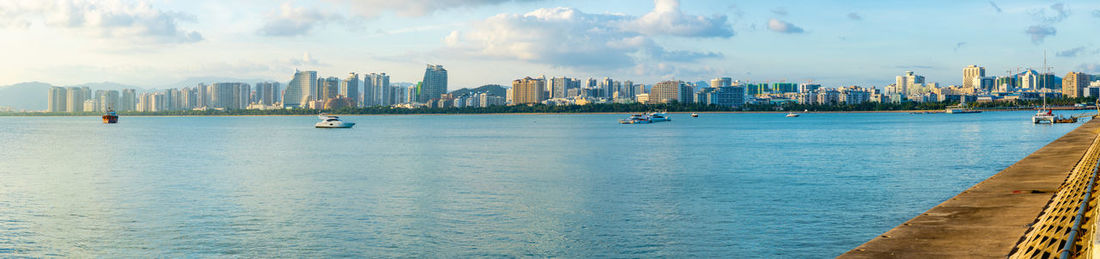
[840,119,1100,258]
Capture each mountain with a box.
[0,82,52,111]
[450,84,507,97]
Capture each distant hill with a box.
[450,84,506,97]
[0,82,52,111]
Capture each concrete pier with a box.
[840,119,1100,258]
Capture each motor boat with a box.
[786,112,800,117]
[102,109,118,124]
[648,112,671,122]
[691,113,699,118]
[316,114,355,128]
[945,99,981,114]
[620,114,652,124]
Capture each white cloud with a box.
[0,0,202,44]
[767,18,804,34]
[290,52,321,66]
[260,2,344,37]
[323,0,543,17]
[624,0,734,38]
[446,0,726,71]
[1025,25,1055,43]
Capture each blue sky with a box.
[0,0,1097,89]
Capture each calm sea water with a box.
[0,111,1087,257]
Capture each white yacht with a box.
[315,114,356,128]
[786,112,800,117]
[648,112,671,122]
[620,114,652,124]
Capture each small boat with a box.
[315,114,355,128]
[102,109,118,124]
[620,114,652,124]
[786,112,799,117]
[691,113,699,118]
[648,112,671,122]
[1054,116,1078,123]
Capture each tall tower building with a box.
[364,73,391,106]
[120,89,136,111]
[963,65,985,89]
[511,77,546,105]
[48,87,68,112]
[283,70,317,108]
[711,77,732,88]
[321,77,339,100]
[895,71,925,95]
[66,87,84,112]
[550,77,571,99]
[418,64,447,102]
[340,73,359,107]
[1063,72,1091,98]
[650,81,692,103]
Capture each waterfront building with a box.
[1085,87,1100,98]
[211,83,248,110]
[319,77,339,101]
[963,65,985,89]
[650,81,693,104]
[340,73,359,107]
[364,73,391,106]
[511,77,546,105]
[550,77,571,99]
[283,70,316,108]
[1062,72,1091,98]
[598,77,613,98]
[98,90,119,111]
[82,99,95,112]
[65,87,84,112]
[47,87,67,112]
[418,65,447,102]
[121,89,136,111]
[254,82,280,106]
[799,83,821,93]
[696,86,745,107]
[896,71,925,96]
[773,82,798,93]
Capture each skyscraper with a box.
[963,65,985,89]
[364,73,391,106]
[48,87,67,112]
[895,71,925,95]
[283,70,317,108]
[511,77,546,105]
[650,81,692,103]
[320,77,339,100]
[1063,72,1091,98]
[66,87,84,112]
[418,64,447,102]
[340,73,359,107]
[121,89,136,111]
[710,77,732,88]
[550,77,571,99]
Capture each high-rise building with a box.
[963,65,985,89]
[98,90,119,111]
[211,83,248,110]
[121,89,136,111]
[364,73,391,106]
[696,86,745,107]
[283,70,317,108]
[710,77,732,88]
[1063,72,1091,98]
[418,65,447,102]
[510,77,546,105]
[340,73,359,107]
[48,87,67,112]
[66,87,84,112]
[895,71,925,96]
[550,77,571,99]
[254,82,280,106]
[650,81,692,103]
[320,77,339,101]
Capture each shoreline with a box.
[1,108,1091,117]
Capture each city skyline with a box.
[0,0,1099,89]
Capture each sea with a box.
[0,111,1087,257]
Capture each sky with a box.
[0,0,1098,90]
